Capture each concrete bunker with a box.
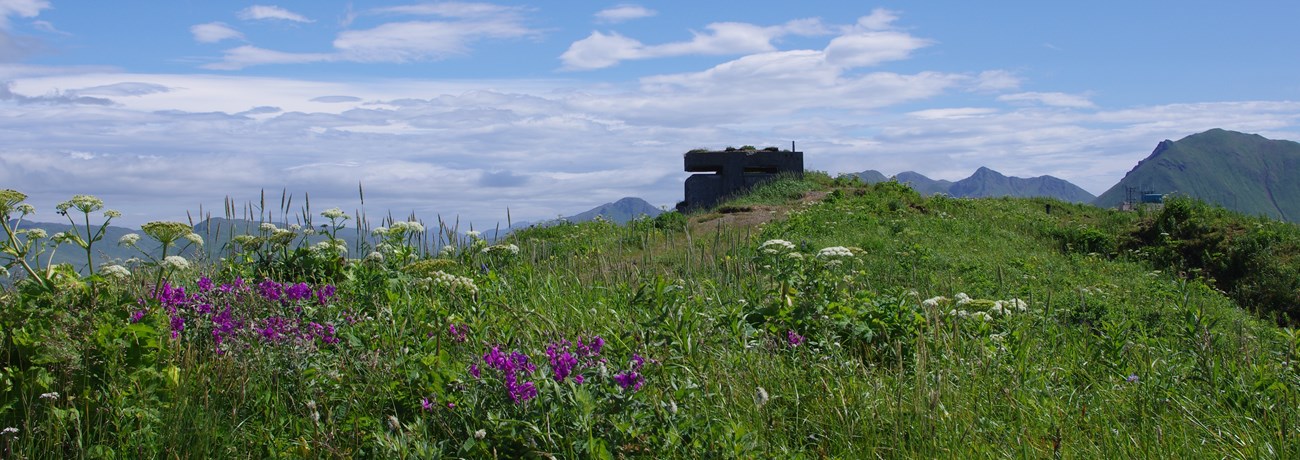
[677,147,804,212]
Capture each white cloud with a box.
[908,108,998,120]
[334,19,536,62]
[998,91,1095,108]
[30,19,66,35]
[203,45,333,70]
[595,5,656,24]
[191,22,244,44]
[206,4,538,69]
[561,18,832,70]
[372,2,520,18]
[68,82,170,97]
[0,0,48,28]
[855,8,900,31]
[823,31,931,68]
[237,5,313,23]
[972,70,1020,91]
[0,0,49,61]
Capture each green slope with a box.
[4,176,1300,457]
[1095,129,1300,221]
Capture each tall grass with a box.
[1,179,1298,458]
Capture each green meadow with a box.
[2,175,1299,458]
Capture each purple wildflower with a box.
[787,330,805,347]
[547,341,580,382]
[576,336,604,359]
[219,277,247,294]
[508,380,537,403]
[448,324,469,343]
[307,322,339,345]
[421,397,434,411]
[257,279,283,302]
[481,346,539,403]
[1127,373,1139,383]
[154,282,190,309]
[613,370,643,391]
[316,285,336,305]
[257,316,297,343]
[129,309,147,323]
[285,282,313,302]
[197,276,214,292]
[613,353,647,391]
[469,363,481,379]
[169,314,185,339]
[211,307,240,354]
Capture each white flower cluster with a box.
[390,221,424,234]
[25,228,47,239]
[425,270,478,296]
[259,222,278,232]
[944,294,1030,321]
[58,195,104,213]
[760,239,795,254]
[483,243,519,256]
[16,203,35,215]
[439,244,456,258]
[162,256,190,271]
[100,264,131,279]
[184,233,204,247]
[991,298,1028,315]
[321,207,349,220]
[922,296,949,308]
[364,251,384,263]
[465,230,481,239]
[51,231,77,244]
[0,266,8,278]
[816,246,854,258]
[312,240,347,255]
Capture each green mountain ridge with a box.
[855,167,1095,203]
[1094,129,1300,222]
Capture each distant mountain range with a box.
[855,167,1096,203]
[1094,129,1300,222]
[495,197,663,238]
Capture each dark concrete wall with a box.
[678,150,803,212]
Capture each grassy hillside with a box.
[2,181,1299,457]
[1095,129,1300,221]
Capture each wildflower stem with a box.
[0,218,54,292]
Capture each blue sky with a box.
[3,1,1299,227]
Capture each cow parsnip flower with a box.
[0,189,27,214]
[162,256,190,271]
[321,207,348,220]
[101,264,131,279]
[57,195,104,214]
[142,221,193,245]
